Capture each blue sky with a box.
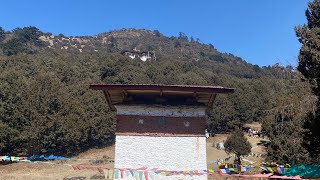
[0,0,310,66]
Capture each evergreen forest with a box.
[0,9,318,164]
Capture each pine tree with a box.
[264,113,310,164]
[296,1,320,96]
[0,27,5,42]
[295,0,320,163]
[224,128,251,164]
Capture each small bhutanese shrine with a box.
[90,84,234,180]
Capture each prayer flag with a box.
[109,170,114,180]
[104,170,113,180]
[241,166,246,172]
[2,156,10,161]
[267,167,274,173]
[220,169,226,174]
[144,171,148,180]
[149,171,155,180]
[103,170,108,179]
[114,169,119,179]
[225,168,230,174]
[139,171,143,180]
[237,165,241,173]
[125,170,130,178]
[120,170,124,179]
[130,170,134,177]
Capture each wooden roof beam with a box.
[208,94,217,108]
[103,90,116,111]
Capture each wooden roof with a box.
[90,84,235,111]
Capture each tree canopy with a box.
[262,0,320,165]
[295,0,320,163]
[224,128,252,164]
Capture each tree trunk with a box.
[236,154,241,165]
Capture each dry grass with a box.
[0,146,115,180]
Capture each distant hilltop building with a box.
[123,47,156,61]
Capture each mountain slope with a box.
[0,26,312,155]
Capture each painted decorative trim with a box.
[115,105,206,117]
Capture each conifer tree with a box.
[0,27,5,42]
[224,128,251,164]
[295,0,320,163]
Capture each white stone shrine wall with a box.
[114,105,208,180]
[114,136,207,180]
